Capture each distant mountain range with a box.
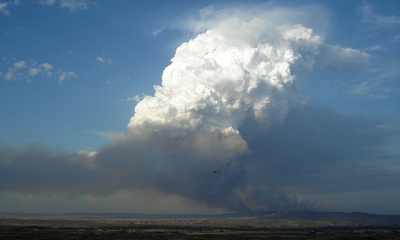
[2,210,398,229]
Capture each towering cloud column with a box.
[128,18,322,164]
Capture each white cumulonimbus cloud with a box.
[128,17,356,164]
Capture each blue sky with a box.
[0,0,399,214]
[1,0,183,150]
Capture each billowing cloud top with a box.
[130,19,320,131]
[128,15,366,165]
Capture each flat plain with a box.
[1,211,399,239]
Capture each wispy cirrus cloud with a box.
[152,28,164,37]
[0,2,10,15]
[0,0,19,15]
[1,59,77,84]
[40,0,91,11]
[38,0,56,6]
[361,3,400,27]
[59,0,91,12]
[95,55,112,65]
[57,70,76,84]
[349,55,400,98]
[86,130,124,140]
[126,95,142,103]
[350,2,400,99]
[1,0,91,15]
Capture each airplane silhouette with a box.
[211,170,220,174]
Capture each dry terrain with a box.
[1,211,399,239]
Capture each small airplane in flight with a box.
[211,170,220,174]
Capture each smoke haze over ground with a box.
[0,3,399,214]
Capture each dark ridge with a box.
[2,210,399,220]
